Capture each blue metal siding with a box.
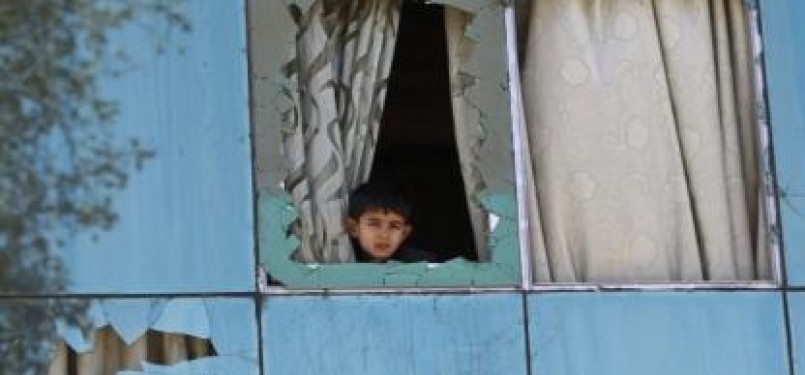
[262,294,528,375]
[55,1,255,294]
[528,292,788,375]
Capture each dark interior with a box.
[369,1,477,261]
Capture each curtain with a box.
[444,7,490,261]
[518,0,770,282]
[283,0,402,263]
[48,329,209,375]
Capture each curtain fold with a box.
[519,0,769,282]
[284,0,402,263]
[444,7,490,260]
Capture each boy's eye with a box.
[389,223,402,230]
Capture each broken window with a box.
[251,0,521,288]
[40,298,259,375]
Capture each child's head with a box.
[345,183,412,262]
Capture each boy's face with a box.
[346,209,412,262]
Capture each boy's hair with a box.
[347,182,411,222]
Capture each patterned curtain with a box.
[444,7,490,261]
[518,0,770,282]
[283,0,402,263]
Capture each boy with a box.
[345,182,438,263]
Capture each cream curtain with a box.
[519,0,770,282]
[284,0,402,263]
[48,329,209,375]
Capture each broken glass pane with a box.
[250,0,520,288]
[1,298,259,375]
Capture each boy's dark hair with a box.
[347,182,411,222]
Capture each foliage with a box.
[0,0,189,373]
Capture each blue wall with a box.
[259,292,789,375]
[4,1,805,374]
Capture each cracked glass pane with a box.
[1,298,259,375]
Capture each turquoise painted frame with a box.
[249,0,520,288]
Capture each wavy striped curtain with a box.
[518,0,770,282]
[283,0,402,263]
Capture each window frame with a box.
[251,0,523,289]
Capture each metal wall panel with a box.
[262,293,528,375]
[760,0,805,285]
[527,292,788,375]
[56,1,255,294]
[788,292,805,375]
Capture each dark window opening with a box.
[370,1,477,261]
